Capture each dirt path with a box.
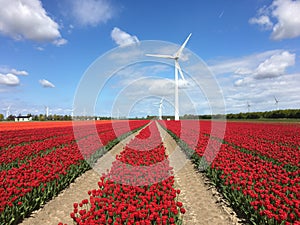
[20,130,142,225]
[156,122,241,225]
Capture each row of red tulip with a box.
[64,122,185,225]
[161,121,299,224]
[0,121,147,168]
[0,120,149,225]
[221,122,300,167]
[0,126,73,148]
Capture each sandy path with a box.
[19,129,142,225]
[156,122,241,225]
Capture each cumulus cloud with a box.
[233,51,295,86]
[254,51,295,79]
[69,0,114,26]
[0,0,66,44]
[111,27,139,47]
[271,0,300,40]
[39,79,55,88]
[0,67,28,86]
[0,73,20,86]
[249,15,273,30]
[209,49,282,75]
[249,0,300,40]
[10,69,28,76]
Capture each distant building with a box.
[15,115,32,122]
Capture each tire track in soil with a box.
[19,128,145,225]
[156,122,242,225]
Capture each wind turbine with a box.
[146,33,192,121]
[65,108,75,118]
[159,98,164,120]
[4,105,11,119]
[44,106,49,118]
[247,101,251,113]
[274,96,279,110]
[117,108,120,120]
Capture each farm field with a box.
[0,120,149,225]
[160,120,300,225]
[0,120,299,225]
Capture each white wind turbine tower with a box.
[159,98,164,120]
[274,96,279,110]
[117,108,120,120]
[66,108,75,118]
[146,33,192,121]
[4,105,11,119]
[44,106,49,118]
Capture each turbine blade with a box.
[160,97,164,104]
[145,54,175,59]
[176,61,186,80]
[175,33,192,58]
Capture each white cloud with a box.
[233,77,252,86]
[111,27,139,47]
[178,79,189,88]
[39,79,55,88]
[0,73,20,86]
[271,0,300,40]
[234,68,253,75]
[35,46,44,51]
[249,0,300,40]
[53,38,68,46]
[0,67,28,87]
[232,51,295,86]
[70,0,114,26]
[207,49,299,112]
[0,0,66,44]
[254,51,295,79]
[208,49,282,75]
[10,69,28,76]
[224,73,300,113]
[249,15,273,30]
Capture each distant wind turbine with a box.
[247,101,251,113]
[117,108,120,120]
[274,96,279,110]
[159,98,164,120]
[83,108,86,118]
[146,33,192,121]
[4,105,11,119]
[66,108,75,118]
[44,106,49,118]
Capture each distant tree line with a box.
[225,109,300,120]
[0,114,114,121]
[181,109,300,120]
[1,109,300,121]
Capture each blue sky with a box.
[0,0,300,117]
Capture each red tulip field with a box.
[0,120,149,225]
[0,120,299,225]
[160,120,300,225]
[63,122,185,225]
